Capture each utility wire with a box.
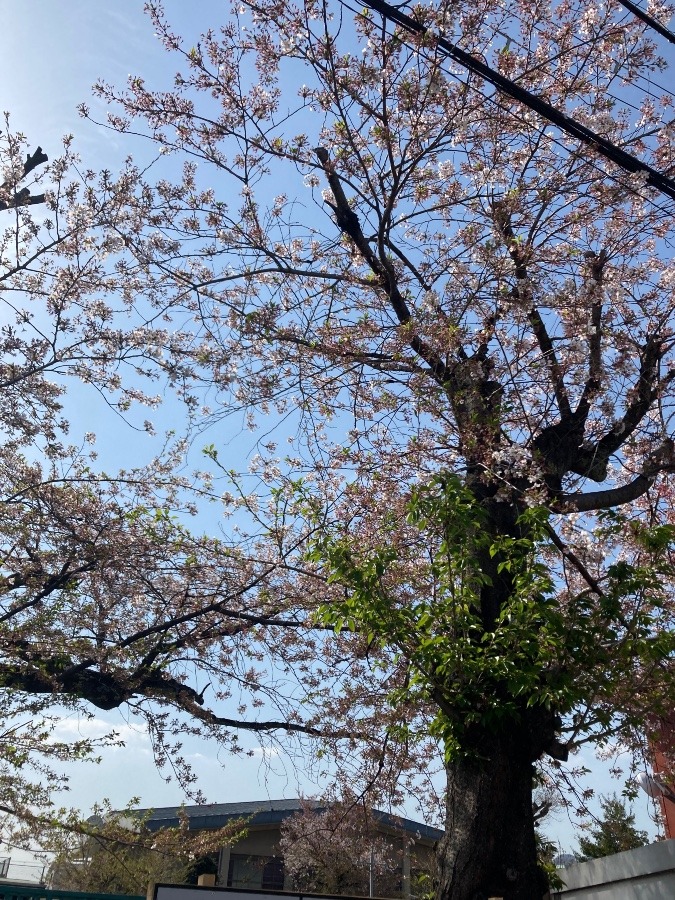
[492,11,675,116]
[330,0,675,221]
[615,0,675,44]
[359,0,675,201]
[336,0,675,220]
[492,10,675,110]
[489,16,675,159]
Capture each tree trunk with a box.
[435,721,548,900]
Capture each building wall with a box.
[217,827,284,892]
[214,825,435,898]
[553,839,675,899]
[651,747,675,839]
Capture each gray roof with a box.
[142,799,443,842]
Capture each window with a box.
[227,854,284,890]
[262,856,285,890]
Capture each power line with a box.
[339,0,675,176]
[493,11,675,117]
[334,0,675,220]
[358,0,675,202]
[489,14,675,161]
[615,0,675,44]
[489,10,675,111]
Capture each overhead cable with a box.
[358,0,675,202]
[614,0,675,44]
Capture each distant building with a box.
[647,710,675,839]
[142,799,442,898]
[0,855,46,886]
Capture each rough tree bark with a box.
[431,496,555,899]
[438,728,546,900]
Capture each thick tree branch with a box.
[537,338,675,487]
[574,250,607,422]
[169,698,320,735]
[23,146,48,178]
[556,440,675,511]
[0,560,98,624]
[314,147,450,385]
[314,148,508,463]
[491,201,572,421]
[558,473,654,512]
[0,659,318,735]
[595,340,670,459]
[0,189,47,211]
[0,146,48,211]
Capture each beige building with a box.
[144,799,441,898]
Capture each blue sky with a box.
[0,0,667,870]
[1,3,152,154]
[0,2,211,154]
[0,0,331,870]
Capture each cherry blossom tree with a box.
[85,0,675,894]
[278,796,420,897]
[7,0,675,895]
[0,126,323,845]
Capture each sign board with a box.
[154,883,370,900]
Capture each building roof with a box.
[142,799,443,843]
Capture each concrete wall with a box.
[553,839,675,899]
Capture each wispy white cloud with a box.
[51,716,150,748]
[247,746,281,759]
